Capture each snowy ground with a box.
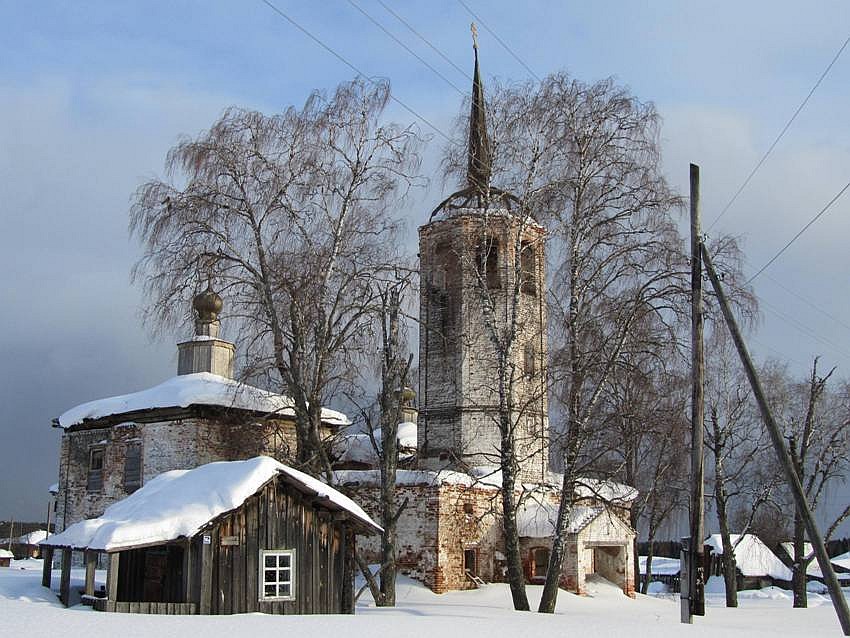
[1,559,848,637]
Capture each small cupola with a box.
[177,286,235,377]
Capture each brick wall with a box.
[418,212,549,484]
[56,414,301,530]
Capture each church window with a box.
[476,239,501,289]
[520,241,536,295]
[523,342,536,377]
[260,549,295,601]
[123,441,142,493]
[87,447,105,492]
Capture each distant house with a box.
[705,533,792,590]
[17,530,48,558]
[41,456,380,615]
[777,542,850,585]
[0,549,12,567]
[638,556,681,592]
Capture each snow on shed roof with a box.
[516,500,603,538]
[42,456,379,551]
[705,534,792,580]
[0,549,13,559]
[57,372,349,429]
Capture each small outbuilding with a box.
[41,456,380,615]
[0,549,12,567]
[517,498,636,596]
[705,533,792,590]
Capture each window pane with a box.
[264,584,276,598]
[279,568,290,582]
[265,555,276,568]
[280,584,290,597]
[264,569,276,582]
[280,554,291,567]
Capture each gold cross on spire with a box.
[471,22,478,50]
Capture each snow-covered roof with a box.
[335,422,418,465]
[0,549,13,559]
[57,372,349,429]
[572,477,638,505]
[780,543,850,576]
[333,467,637,505]
[18,530,47,545]
[639,556,680,576]
[705,534,792,580]
[516,500,603,537]
[48,483,59,495]
[43,456,379,551]
[333,468,504,489]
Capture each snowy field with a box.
[1,559,848,637]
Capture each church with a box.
[49,42,636,601]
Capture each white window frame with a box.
[259,549,295,601]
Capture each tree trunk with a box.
[714,456,738,607]
[538,466,575,612]
[500,430,530,611]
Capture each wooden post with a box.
[84,550,97,596]
[701,242,850,636]
[341,527,355,614]
[183,541,193,604]
[199,534,212,614]
[688,163,706,619]
[107,552,120,603]
[41,546,53,588]
[679,537,691,624]
[59,549,72,607]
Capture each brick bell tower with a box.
[417,33,548,483]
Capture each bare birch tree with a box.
[130,79,423,478]
[782,358,850,608]
[704,329,779,607]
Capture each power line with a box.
[757,297,850,362]
[707,34,850,231]
[377,0,473,81]
[760,270,850,334]
[258,0,456,145]
[746,178,850,284]
[456,0,542,82]
[347,0,466,97]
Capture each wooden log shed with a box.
[40,456,380,615]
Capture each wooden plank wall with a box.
[199,479,350,615]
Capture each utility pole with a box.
[683,163,706,623]
[701,242,850,636]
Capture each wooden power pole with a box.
[701,242,850,636]
[683,163,706,623]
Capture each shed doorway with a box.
[586,544,627,592]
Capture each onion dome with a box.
[193,286,223,322]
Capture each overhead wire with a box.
[347,0,467,97]
[258,0,457,145]
[456,0,542,82]
[377,0,473,81]
[707,34,850,231]
[745,178,850,284]
[760,271,850,334]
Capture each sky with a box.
[1,1,849,527]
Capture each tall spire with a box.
[467,23,491,196]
